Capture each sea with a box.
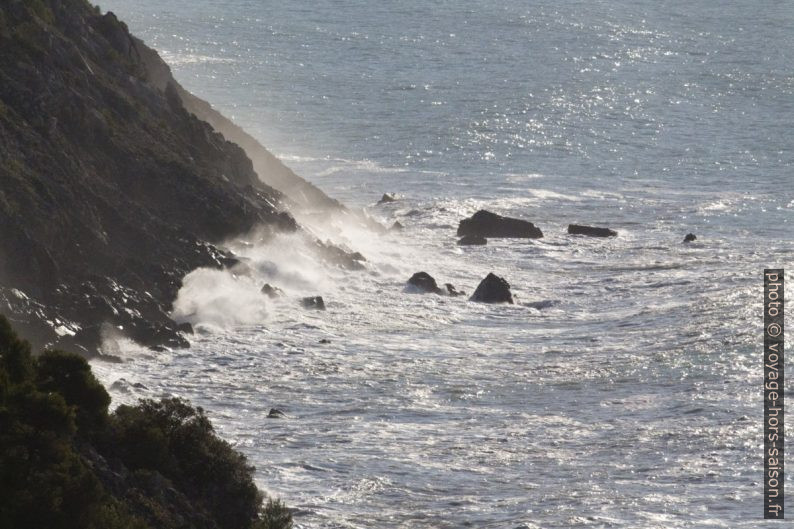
[94,1,793,527]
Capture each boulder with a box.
[457,234,487,246]
[261,283,284,299]
[301,296,326,310]
[470,273,514,304]
[457,210,543,238]
[377,193,396,205]
[390,221,404,232]
[407,272,442,294]
[567,224,617,237]
[683,233,697,243]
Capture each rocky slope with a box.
[0,0,339,354]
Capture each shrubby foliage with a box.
[0,315,293,529]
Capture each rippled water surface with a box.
[97,1,792,527]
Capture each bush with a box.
[0,314,293,529]
[109,398,266,529]
[36,349,110,437]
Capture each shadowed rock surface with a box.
[458,210,543,239]
[458,234,487,246]
[0,0,327,354]
[470,273,514,304]
[567,224,618,237]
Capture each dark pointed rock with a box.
[390,221,404,231]
[261,283,284,299]
[567,224,617,237]
[457,235,487,246]
[470,273,514,304]
[301,296,326,310]
[377,193,396,205]
[458,210,543,238]
[407,272,442,294]
[267,408,286,419]
[683,233,697,243]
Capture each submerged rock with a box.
[683,233,697,243]
[377,193,396,205]
[458,210,543,238]
[261,283,284,299]
[445,283,465,297]
[267,408,287,419]
[301,296,326,310]
[470,273,514,304]
[457,234,487,246]
[567,224,617,237]
[407,272,442,294]
[390,221,404,232]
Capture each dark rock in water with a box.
[470,273,514,304]
[445,283,465,297]
[408,272,442,294]
[319,338,331,344]
[683,233,697,243]
[301,296,326,310]
[267,408,287,419]
[458,235,487,246]
[377,193,396,205]
[405,209,422,217]
[390,221,404,231]
[567,224,618,237]
[261,283,284,299]
[176,322,194,335]
[458,210,543,238]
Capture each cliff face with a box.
[0,0,314,354]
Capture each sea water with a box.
[96,1,793,527]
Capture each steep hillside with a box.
[0,0,320,354]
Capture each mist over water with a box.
[97,1,792,527]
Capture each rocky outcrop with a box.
[567,224,617,237]
[458,210,543,238]
[407,272,442,294]
[0,1,302,354]
[470,273,514,304]
[457,235,487,246]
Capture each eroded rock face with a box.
[567,224,617,237]
[470,273,514,304]
[407,272,442,294]
[458,210,543,238]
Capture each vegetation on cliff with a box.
[0,314,293,529]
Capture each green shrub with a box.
[36,349,110,437]
[109,397,266,529]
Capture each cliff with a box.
[0,0,341,354]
